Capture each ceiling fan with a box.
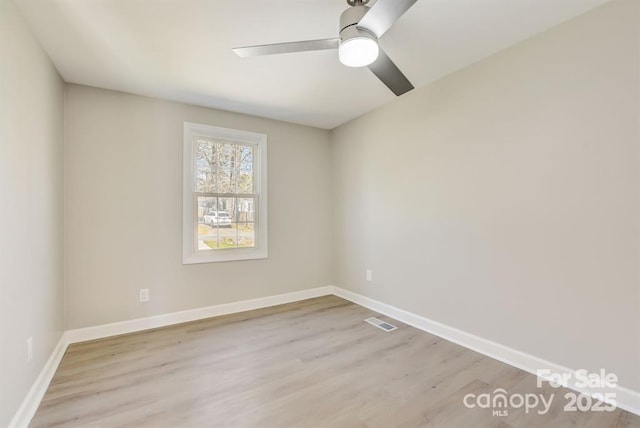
[233,0,417,96]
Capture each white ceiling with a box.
[15,0,609,129]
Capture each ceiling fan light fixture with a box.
[339,36,379,67]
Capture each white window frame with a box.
[182,122,267,264]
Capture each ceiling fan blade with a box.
[367,48,414,96]
[357,0,417,38]
[233,38,339,58]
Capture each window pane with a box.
[237,171,253,194]
[217,142,236,169]
[195,138,216,192]
[237,198,255,222]
[216,197,236,221]
[237,145,254,171]
[197,196,217,223]
[198,222,217,250]
[217,169,236,194]
[215,226,237,248]
[199,226,239,250]
[197,196,217,250]
[237,223,255,248]
[237,145,254,193]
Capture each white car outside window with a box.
[203,211,232,228]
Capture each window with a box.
[183,122,267,263]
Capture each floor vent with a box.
[365,317,397,332]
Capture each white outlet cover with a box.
[139,288,150,302]
[366,269,373,282]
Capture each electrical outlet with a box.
[26,337,33,363]
[139,288,150,302]
[366,269,373,282]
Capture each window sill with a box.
[183,247,267,264]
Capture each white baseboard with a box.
[65,286,334,344]
[9,334,69,428]
[331,286,640,416]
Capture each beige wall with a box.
[0,0,65,425]
[64,84,333,329]
[332,0,640,392]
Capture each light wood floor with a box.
[31,296,639,427]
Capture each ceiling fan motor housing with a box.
[339,5,377,44]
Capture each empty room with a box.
[1,0,639,426]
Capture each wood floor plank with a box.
[29,296,640,427]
